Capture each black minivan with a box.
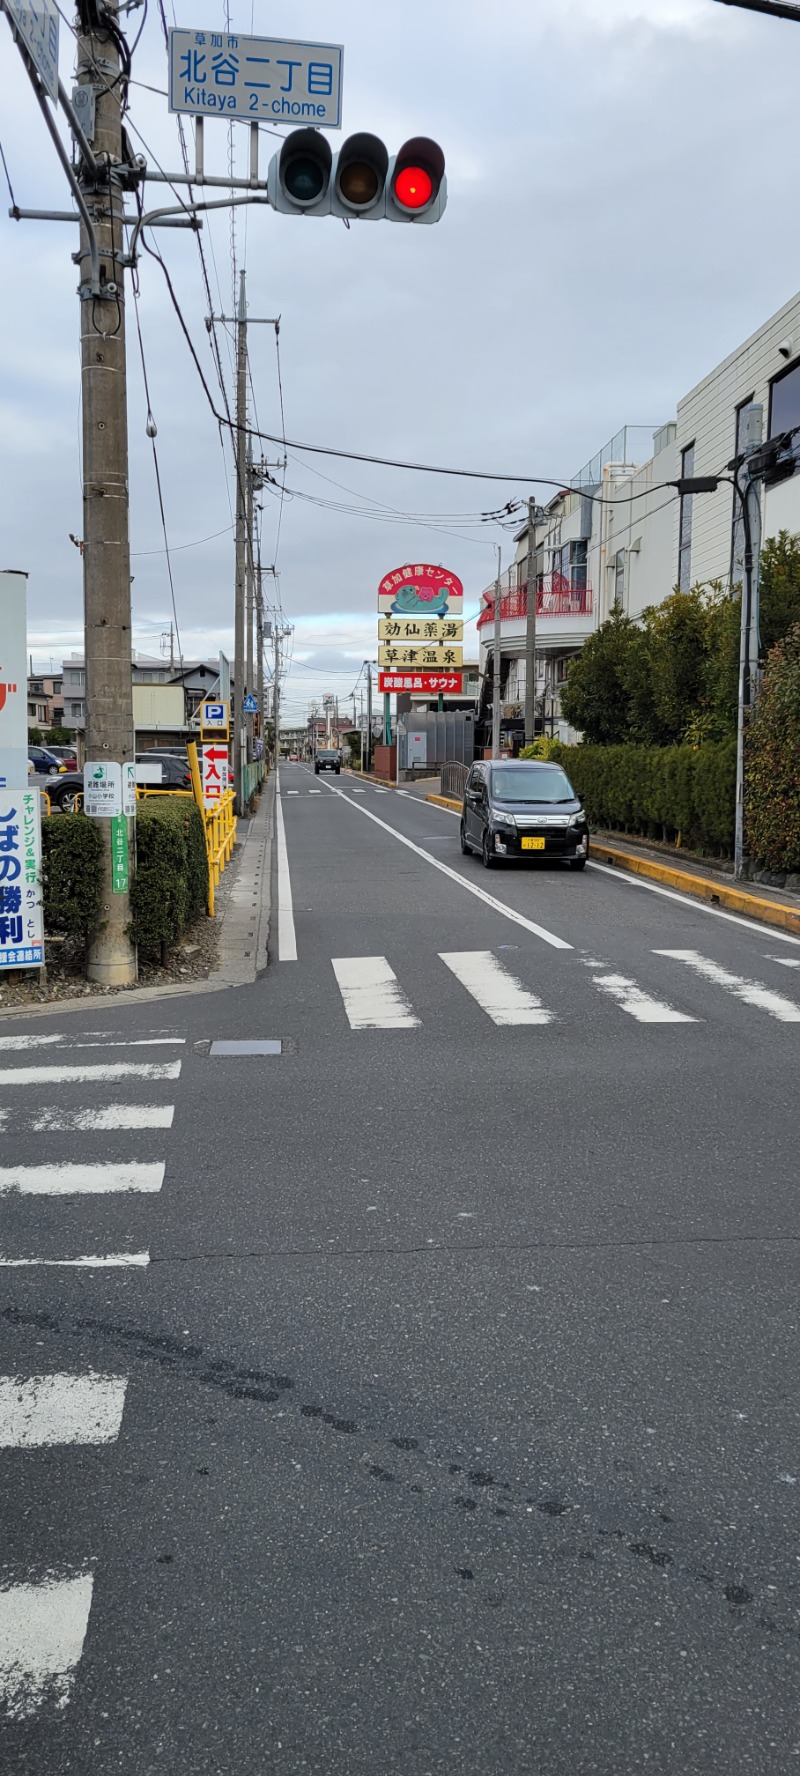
[460,759,589,870]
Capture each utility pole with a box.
[233,269,248,813]
[365,662,373,776]
[492,545,502,760]
[245,434,254,763]
[523,499,538,747]
[734,402,764,880]
[256,558,264,756]
[78,0,136,985]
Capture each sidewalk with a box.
[209,771,273,986]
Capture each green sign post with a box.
[111,816,129,895]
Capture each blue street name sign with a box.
[168,27,343,128]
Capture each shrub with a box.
[41,813,104,936]
[520,736,565,761]
[130,798,209,954]
[558,740,736,856]
[745,622,800,873]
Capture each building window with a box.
[769,357,800,440]
[613,550,626,610]
[731,397,754,589]
[66,669,85,688]
[678,441,694,592]
[70,701,84,718]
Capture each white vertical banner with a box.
[0,788,44,970]
[0,570,30,793]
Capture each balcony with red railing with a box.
[476,575,593,629]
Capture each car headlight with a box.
[568,811,585,828]
[493,812,517,829]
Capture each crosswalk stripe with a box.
[0,1035,61,1051]
[439,951,552,1025]
[592,971,696,1024]
[350,788,365,794]
[766,954,800,969]
[68,1039,185,1050]
[0,1573,94,1721]
[29,1105,175,1132]
[0,1253,150,1268]
[0,1162,165,1196]
[0,1060,181,1085]
[0,1374,128,1448]
[655,949,800,1021]
[332,957,420,1029]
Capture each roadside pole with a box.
[233,269,247,812]
[273,623,281,761]
[491,545,502,760]
[734,402,765,879]
[365,662,373,776]
[78,0,136,985]
[523,498,537,747]
[245,435,254,764]
[256,559,264,758]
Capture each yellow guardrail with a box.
[186,743,237,916]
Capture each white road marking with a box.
[655,949,800,1021]
[323,786,572,951]
[332,957,420,1029]
[29,1105,175,1132]
[766,954,800,968]
[350,788,365,794]
[588,860,800,946]
[275,778,297,962]
[592,971,696,1024]
[0,1572,94,1720]
[68,1039,185,1049]
[0,1060,181,1086]
[286,790,299,795]
[439,951,552,1025]
[374,789,389,794]
[0,1373,128,1448]
[0,1253,150,1268]
[0,1035,61,1051]
[0,1162,165,1195]
[309,789,322,795]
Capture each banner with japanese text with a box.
[0,790,44,969]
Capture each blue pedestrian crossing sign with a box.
[243,693,258,713]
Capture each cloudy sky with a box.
[2,0,800,724]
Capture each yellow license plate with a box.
[521,836,546,851]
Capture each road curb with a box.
[423,793,800,936]
[588,841,800,935]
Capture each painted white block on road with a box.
[439,951,552,1025]
[0,1253,150,1268]
[0,1373,128,1447]
[0,1573,93,1720]
[0,1061,181,1086]
[0,1035,61,1051]
[332,957,420,1029]
[0,1162,165,1196]
[30,1105,175,1132]
[655,949,800,1021]
[592,972,696,1024]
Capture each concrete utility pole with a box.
[523,499,538,747]
[78,0,136,985]
[365,662,373,776]
[245,434,254,763]
[273,623,281,759]
[492,545,502,760]
[233,269,248,812]
[256,559,264,753]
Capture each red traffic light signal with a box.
[389,138,445,220]
[268,130,447,222]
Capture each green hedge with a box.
[42,813,104,936]
[745,623,800,872]
[130,799,209,953]
[550,740,737,856]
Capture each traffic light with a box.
[268,130,447,222]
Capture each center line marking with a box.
[322,785,572,950]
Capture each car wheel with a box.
[335,767,340,775]
[569,856,587,871]
[460,821,470,855]
[481,830,496,869]
[314,767,320,775]
[58,789,81,813]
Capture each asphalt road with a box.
[1,760,799,1774]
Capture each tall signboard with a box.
[376,563,465,743]
[0,571,45,968]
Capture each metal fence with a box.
[441,761,469,802]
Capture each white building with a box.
[477,290,800,744]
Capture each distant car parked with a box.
[45,753,192,812]
[28,746,64,775]
[45,744,78,770]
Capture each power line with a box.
[0,136,17,211]
[130,269,184,673]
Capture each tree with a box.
[641,588,711,744]
[745,620,800,873]
[27,727,43,746]
[560,613,648,744]
[759,530,800,656]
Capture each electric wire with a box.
[130,268,185,673]
[0,136,18,211]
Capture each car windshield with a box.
[491,765,575,804]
